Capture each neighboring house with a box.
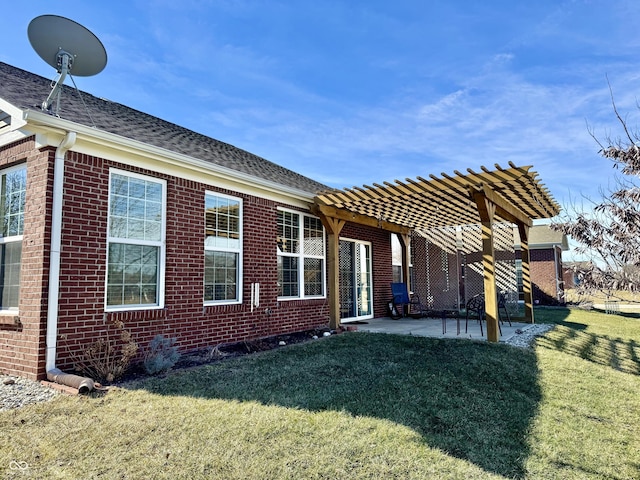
[515,225,569,305]
[562,261,591,290]
[0,62,560,380]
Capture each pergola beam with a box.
[471,184,533,227]
[313,163,559,336]
[312,204,411,235]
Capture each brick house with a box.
[0,62,405,379]
[515,225,569,305]
[562,261,593,290]
[0,62,560,380]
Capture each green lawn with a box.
[564,288,640,305]
[1,308,639,479]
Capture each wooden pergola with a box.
[312,162,561,342]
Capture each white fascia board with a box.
[21,108,315,208]
[0,99,29,147]
[0,99,27,124]
[528,241,569,251]
[0,129,28,147]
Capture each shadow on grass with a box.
[125,327,567,478]
[532,306,588,331]
[592,309,640,319]
[533,306,640,375]
[537,327,640,376]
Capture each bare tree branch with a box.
[552,80,640,297]
[607,74,635,145]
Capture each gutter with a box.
[44,131,95,393]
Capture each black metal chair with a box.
[465,292,512,336]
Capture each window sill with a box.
[0,313,20,325]
[277,296,327,302]
[204,301,242,307]
[104,305,165,313]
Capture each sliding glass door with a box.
[339,239,373,321]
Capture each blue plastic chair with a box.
[390,283,425,318]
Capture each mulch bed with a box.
[116,327,332,384]
[174,327,331,368]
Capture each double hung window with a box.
[277,210,325,299]
[0,166,26,310]
[106,170,165,309]
[204,193,242,304]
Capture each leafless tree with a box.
[553,81,640,297]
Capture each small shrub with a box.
[143,335,180,375]
[206,344,229,360]
[64,320,138,383]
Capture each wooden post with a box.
[397,233,411,291]
[318,214,345,330]
[474,191,500,342]
[517,223,535,324]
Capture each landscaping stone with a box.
[0,375,59,411]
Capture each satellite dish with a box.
[27,15,107,113]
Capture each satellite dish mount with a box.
[42,49,74,113]
[27,15,107,115]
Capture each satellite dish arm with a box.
[42,50,74,113]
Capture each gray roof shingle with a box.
[514,224,569,250]
[528,224,568,249]
[0,62,329,195]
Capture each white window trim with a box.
[277,207,326,301]
[0,164,26,312]
[105,168,167,312]
[339,237,374,321]
[204,190,243,306]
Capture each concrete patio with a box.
[346,315,535,343]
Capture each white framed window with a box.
[106,169,166,310]
[515,258,524,301]
[0,165,26,310]
[204,192,242,304]
[391,234,403,283]
[277,209,325,299]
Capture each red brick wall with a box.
[1,140,401,379]
[52,152,330,373]
[0,138,52,378]
[530,248,561,304]
[0,140,336,379]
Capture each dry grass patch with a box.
[1,308,639,479]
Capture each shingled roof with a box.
[0,62,328,195]
[514,224,569,250]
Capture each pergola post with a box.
[317,213,345,330]
[475,195,500,342]
[398,233,411,291]
[517,223,535,323]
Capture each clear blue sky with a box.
[3,1,640,222]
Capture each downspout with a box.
[44,131,95,393]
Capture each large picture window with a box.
[106,170,165,309]
[204,192,241,304]
[0,166,26,310]
[277,210,325,299]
